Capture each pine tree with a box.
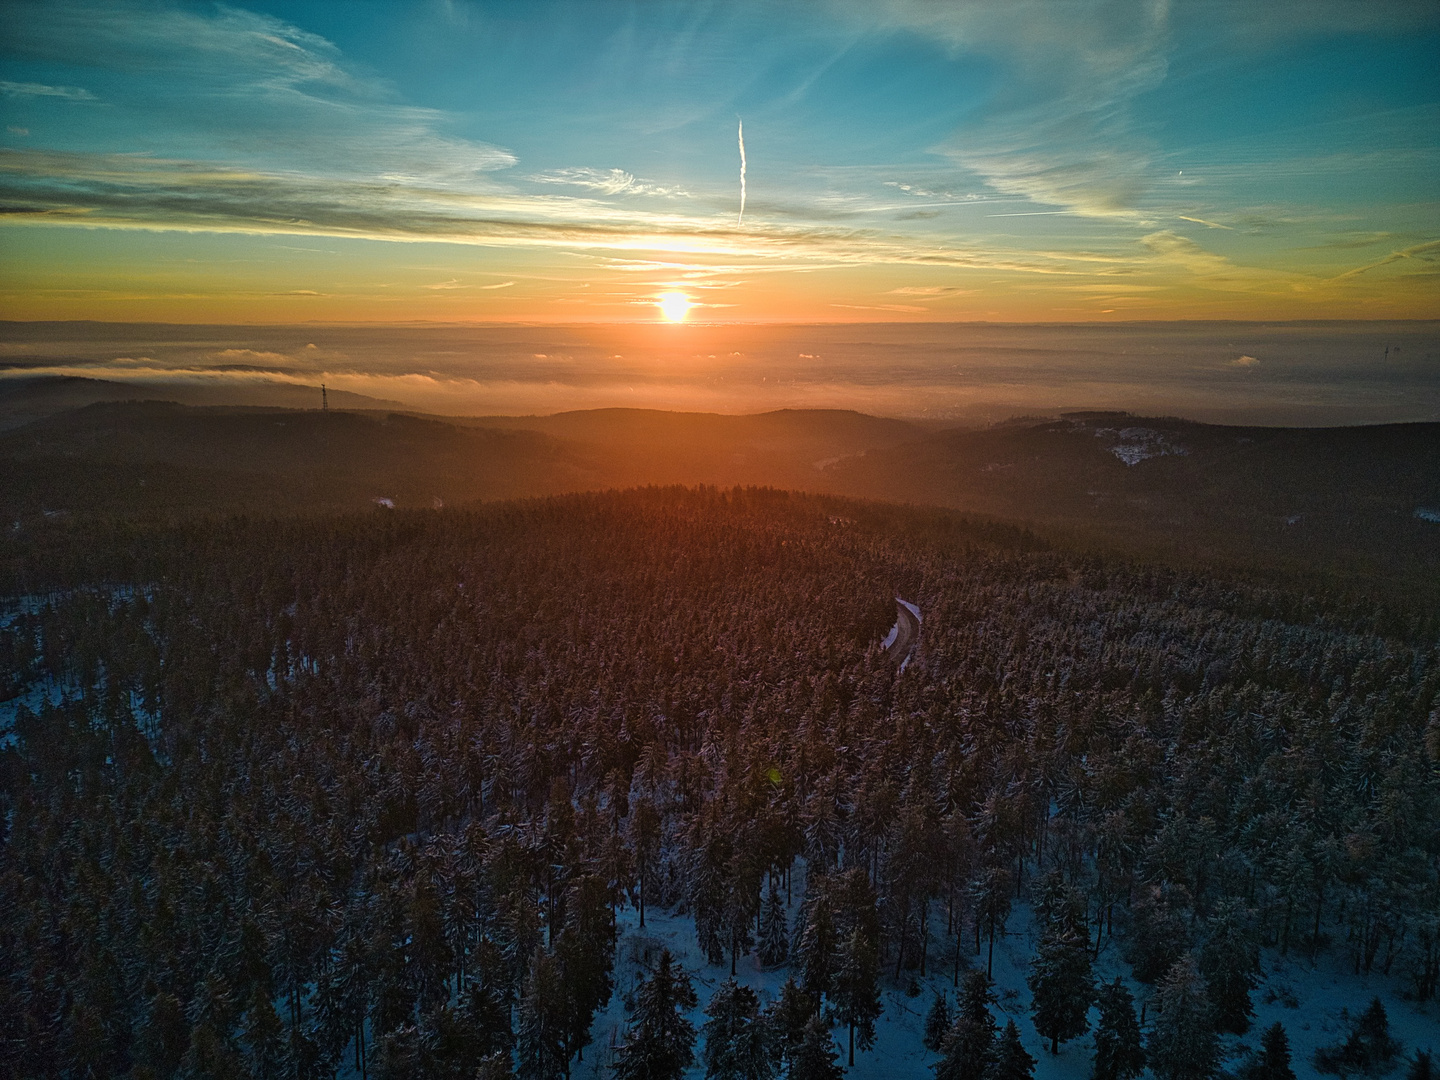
[764,977,813,1068]
[1247,1023,1295,1080]
[700,979,772,1080]
[1315,997,1402,1076]
[1354,999,1401,1068]
[629,799,662,929]
[556,874,616,1065]
[969,868,1013,979]
[934,970,997,1080]
[788,1014,843,1080]
[1200,900,1258,1036]
[1028,921,1094,1053]
[1127,887,1191,985]
[1407,1050,1434,1080]
[923,992,951,1053]
[757,881,789,968]
[831,927,882,1066]
[992,1020,1037,1080]
[134,991,189,1080]
[795,896,836,1004]
[516,951,566,1080]
[475,1051,515,1080]
[1147,954,1218,1080]
[242,984,285,1080]
[613,949,698,1080]
[1092,978,1145,1080]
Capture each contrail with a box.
[737,117,746,225]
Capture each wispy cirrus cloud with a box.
[528,167,690,198]
[1327,238,1440,282]
[854,0,1171,218]
[0,80,95,100]
[0,145,1145,276]
[2,0,514,183]
[848,0,1439,223]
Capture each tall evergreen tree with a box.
[1247,1023,1295,1080]
[556,874,616,1065]
[763,977,813,1068]
[629,799,662,930]
[830,927,882,1066]
[613,949,697,1080]
[970,868,1013,979]
[992,1020,1037,1080]
[934,970,998,1080]
[1092,978,1145,1080]
[1200,900,1258,1036]
[1407,1050,1434,1080]
[1028,919,1094,1053]
[923,992,952,1053]
[1315,997,1402,1076]
[757,881,789,968]
[795,895,836,1005]
[700,979,772,1080]
[1147,954,1218,1080]
[516,951,566,1080]
[788,1014,843,1080]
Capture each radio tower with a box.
[321,383,328,411]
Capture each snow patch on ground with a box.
[1078,424,1190,466]
[569,878,1437,1080]
[1101,427,1189,466]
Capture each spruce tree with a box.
[934,970,997,1080]
[613,949,698,1080]
[1092,978,1145,1080]
[795,896,836,1004]
[1247,1023,1295,1080]
[1316,997,1402,1075]
[1200,900,1258,1036]
[1354,998,1401,1068]
[764,977,813,1068]
[1147,954,1218,1080]
[1407,1050,1434,1080]
[1028,921,1094,1053]
[556,874,617,1065]
[757,881,789,968]
[923,992,952,1053]
[516,951,566,1080]
[831,927,882,1066]
[992,1020,1037,1080]
[701,979,772,1080]
[788,1014,843,1080]
[970,867,1013,979]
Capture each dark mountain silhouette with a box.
[3,402,1435,602]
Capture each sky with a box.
[0,0,1437,324]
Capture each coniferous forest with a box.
[2,486,1437,1079]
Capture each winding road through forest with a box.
[884,597,921,669]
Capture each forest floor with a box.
[553,860,1438,1080]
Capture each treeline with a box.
[1,486,1437,1079]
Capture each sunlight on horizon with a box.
[657,293,693,323]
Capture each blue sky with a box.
[1,0,1437,321]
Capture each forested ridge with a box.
[1,487,1437,1079]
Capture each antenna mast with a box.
[321,383,328,411]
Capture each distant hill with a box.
[2,402,1436,602]
[0,374,404,430]
[823,414,1440,596]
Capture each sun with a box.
[657,292,693,322]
